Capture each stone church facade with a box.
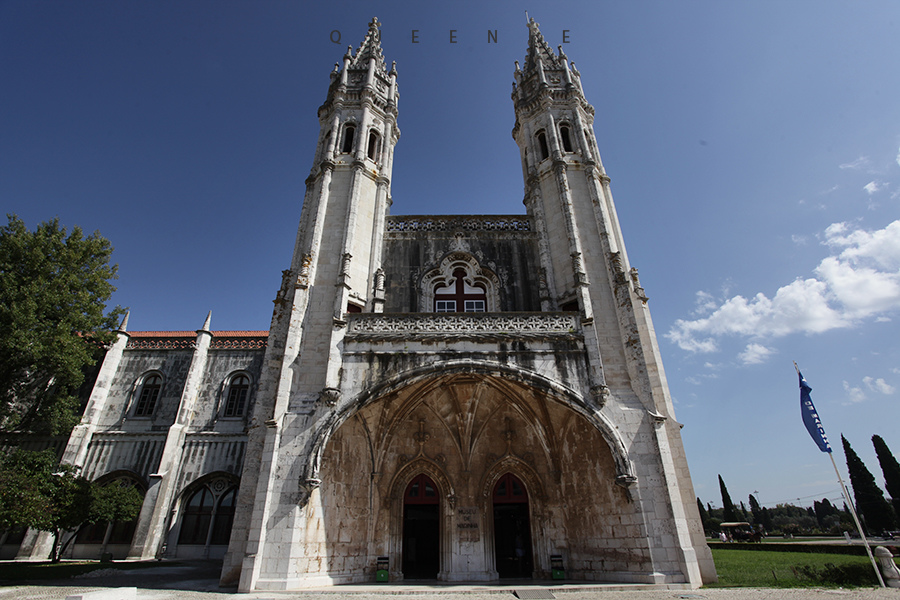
[3,18,715,591]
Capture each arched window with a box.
[75,475,145,546]
[134,373,162,416]
[210,488,236,545]
[493,473,529,503]
[367,131,380,160]
[433,268,486,313]
[177,478,239,547]
[559,124,573,152]
[342,125,356,153]
[420,253,500,314]
[223,374,250,417]
[536,131,549,161]
[178,487,214,545]
[405,473,439,504]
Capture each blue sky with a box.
[3,1,899,514]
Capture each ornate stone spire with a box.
[322,17,397,114]
[512,17,589,121]
[522,17,563,75]
[348,17,387,73]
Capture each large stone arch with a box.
[302,358,643,584]
[302,359,634,487]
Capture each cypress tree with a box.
[697,498,711,535]
[841,434,896,534]
[872,435,900,518]
[749,494,762,524]
[718,474,738,522]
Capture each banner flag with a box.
[799,371,832,453]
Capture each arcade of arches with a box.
[312,373,652,582]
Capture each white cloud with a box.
[738,343,776,365]
[896,147,900,168]
[864,181,885,195]
[692,290,719,316]
[667,220,900,352]
[863,376,895,395]
[843,381,867,404]
[840,156,870,171]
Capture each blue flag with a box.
[799,371,832,453]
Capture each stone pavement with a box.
[0,562,896,600]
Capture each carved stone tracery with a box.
[345,312,580,339]
[419,252,501,313]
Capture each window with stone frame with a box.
[223,374,250,417]
[367,130,380,160]
[536,130,549,161]
[420,252,500,314]
[341,125,356,154]
[178,478,238,546]
[133,373,162,417]
[433,268,487,313]
[559,124,573,152]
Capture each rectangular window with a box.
[464,300,485,312]
[435,300,456,312]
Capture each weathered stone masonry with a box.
[3,16,715,591]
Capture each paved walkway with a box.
[0,561,896,600]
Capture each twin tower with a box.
[221,17,716,590]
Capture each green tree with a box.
[0,449,142,562]
[748,494,762,524]
[872,435,900,518]
[0,214,123,434]
[841,434,897,534]
[697,497,712,536]
[718,474,738,522]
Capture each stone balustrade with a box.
[345,312,581,341]
[385,215,532,232]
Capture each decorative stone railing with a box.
[385,215,532,232]
[345,312,581,341]
[126,331,268,350]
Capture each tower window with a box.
[537,131,549,161]
[134,374,162,416]
[559,125,573,152]
[367,131,380,160]
[342,125,356,153]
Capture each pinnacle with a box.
[522,17,563,74]
[349,16,387,73]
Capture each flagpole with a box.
[827,451,885,587]
[794,362,885,588]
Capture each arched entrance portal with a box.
[493,473,533,578]
[402,473,440,579]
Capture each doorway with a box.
[402,473,440,579]
[493,473,533,578]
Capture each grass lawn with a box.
[708,547,893,588]
[0,560,169,583]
